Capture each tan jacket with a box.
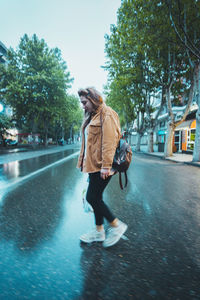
[77,103,121,173]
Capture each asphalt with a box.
[1,143,200,299]
[0,144,81,164]
[0,143,200,168]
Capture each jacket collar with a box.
[93,103,106,116]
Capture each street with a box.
[0,149,200,300]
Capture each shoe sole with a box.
[80,239,105,244]
[80,238,105,243]
[103,224,128,248]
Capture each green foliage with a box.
[0,114,12,140]
[0,34,82,143]
[61,94,83,137]
[105,79,135,128]
[104,0,194,132]
[165,0,200,62]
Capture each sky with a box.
[0,0,121,96]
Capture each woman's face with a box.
[80,96,94,113]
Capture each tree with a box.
[104,0,195,156]
[104,13,151,151]
[47,94,82,144]
[165,0,200,161]
[61,94,83,141]
[0,114,12,146]
[104,0,167,151]
[0,34,74,146]
[104,79,136,128]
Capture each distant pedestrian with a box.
[77,87,127,247]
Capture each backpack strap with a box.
[119,171,128,190]
[100,110,103,160]
[100,110,128,190]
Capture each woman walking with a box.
[77,87,127,248]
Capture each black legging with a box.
[86,172,115,226]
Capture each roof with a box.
[175,119,195,130]
[158,113,168,120]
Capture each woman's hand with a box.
[100,168,110,180]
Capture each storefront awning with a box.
[175,119,195,131]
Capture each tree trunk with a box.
[0,133,6,147]
[193,109,200,161]
[43,121,48,147]
[43,125,49,146]
[164,122,175,157]
[192,63,200,162]
[164,80,175,157]
[146,86,166,153]
[135,110,145,152]
[31,118,38,148]
[135,133,142,151]
[55,132,58,145]
[147,130,154,152]
[70,125,73,142]
[44,132,48,147]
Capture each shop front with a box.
[174,119,196,153]
[157,130,166,152]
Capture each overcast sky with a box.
[0,0,121,96]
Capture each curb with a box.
[134,150,200,168]
[183,161,200,168]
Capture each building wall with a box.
[0,41,7,64]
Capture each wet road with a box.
[0,151,200,300]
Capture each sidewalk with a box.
[133,145,200,168]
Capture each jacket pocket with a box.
[88,124,101,136]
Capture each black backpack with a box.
[112,139,132,189]
[100,111,132,189]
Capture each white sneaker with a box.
[80,229,105,243]
[103,221,128,248]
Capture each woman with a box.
[77,87,127,248]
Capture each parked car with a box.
[5,139,18,146]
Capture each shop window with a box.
[174,131,181,151]
[159,121,165,128]
[175,135,179,142]
[187,129,196,151]
[158,134,165,143]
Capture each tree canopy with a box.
[0,34,82,145]
[104,0,198,156]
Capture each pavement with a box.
[0,143,200,168]
[132,145,200,168]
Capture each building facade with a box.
[155,100,197,153]
[129,86,197,153]
[0,41,7,64]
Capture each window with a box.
[158,134,165,143]
[187,129,196,151]
[174,131,180,151]
[160,121,165,128]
